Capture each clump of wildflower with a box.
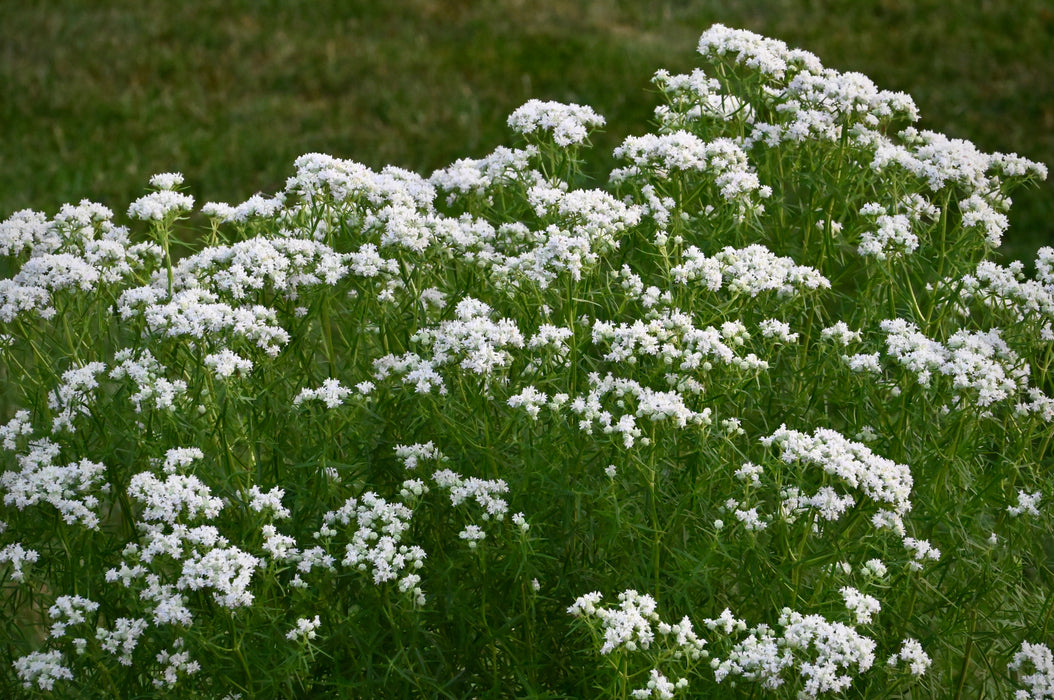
[887,638,932,677]
[203,349,253,379]
[153,638,200,688]
[109,348,189,412]
[1008,490,1042,518]
[129,189,195,222]
[710,608,877,698]
[96,618,149,666]
[568,590,660,654]
[286,615,321,643]
[318,492,426,605]
[48,594,100,639]
[1009,641,1054,699]
[1,439,107,528]
[840,586,881,625]
[507,99,606,147]
[294,378,352,408]
[0,542,40,581]
[13,650,74,691]
[394,442,447,470]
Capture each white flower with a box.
[286,615,321,643]
[394,442,446,470]
[248,485,290,519]
[508,386,548,419]
[1008,490,1042,517]
[0,543,40,581]
[149,172,185,190]
[204,349,253,379]
[294,378,352,408]
[1009,641,1054,699]
[128,472,224,523]
[128,190,195,221]
[13,650,73,691]
[840,587,881,625]
[153,638,200,688]
[507,99,605,147]
[96,618,148,666]
[163,447,204,474]
[887,638,932,676]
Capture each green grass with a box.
[2,0,1052,261]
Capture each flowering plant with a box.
[1,24,1052,699]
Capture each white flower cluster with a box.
[109,348,188,412]
[46,362,106,432]
[394,442,447,470]
[247,485,291,520]
[201,192,285,223]
[128,189,195,222]
[128,472,225,523]
[117,287,290,356]
[283,153,435,214]
[430,145,539,204]
[886,638,932,676]
[671,244,829,297]
[865,129,1045,251]
[373,352,446,394]
[162,447,204,474]
[47,594,99,641]
[0,409,34,451]
[569,372,712,448]
[96,617,149,666]
[881,319,1035,408]
[630,668,688,699]
[407,297,524,377]
[902,537,942,571]
[839,586,881,625]
[652,67,755,131]
[874,127,1046,196]
[958,255,1054,341]
[1010,641,1054,699]
[758,318,798,343]
[507,99,606,147]
[568,589,705,668]
[762,426,913,521]
[780,486,857,524]
[203,348,253,379]
[12,649,74,691]
[318,492,425,604]
[286,615,321,643]
[820,322,863,347]
[170,236,349,301]
[692,25,918,151]
[697,24,821,81]
[1008,490,1042,518]
[0,542,40,581]
[153,638,200,688]
[176,535,262,607]
[1,438,107,528]
[959,193,1010,248]
[432,468,516,548]
[710,607,877,698]
[591,309,768,372]
[0,201,161,321]
[612,133,771,220]
[293,378,353,408]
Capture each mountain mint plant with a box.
[1,24,1052,699]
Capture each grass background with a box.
[1,0,1052,262]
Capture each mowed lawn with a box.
[1,0,1052,261]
